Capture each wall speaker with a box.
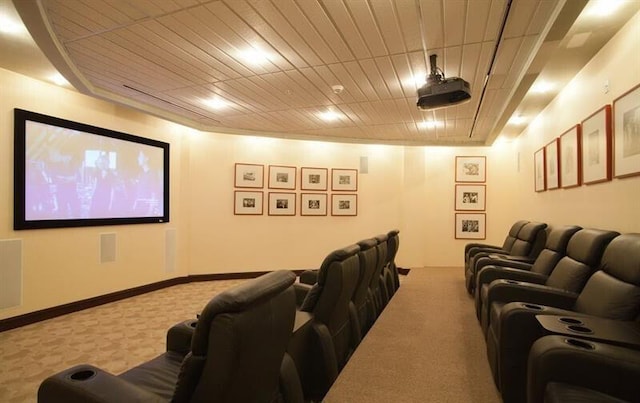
[0,239,22,309]
[165,229,176,273]
[100,233,117,263]
[360,156,369,174]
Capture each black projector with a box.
[416,76,471,110]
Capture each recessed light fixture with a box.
[237,47,271,66]
[50,73,68,86]
[567,32,592,49]
[319,110,342,121]
[531,81,554,94]
[417,120,443,130]
[202,97,230,110]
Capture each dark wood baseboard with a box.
[0,270,305,333]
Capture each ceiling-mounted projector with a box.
[417,54,471,110]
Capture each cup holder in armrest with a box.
[567,324,593,334]
[189,320,197,328]
[505,280,519,285]
[522,303,544,310]
[564,338,595,350]
[558,317,583,325]
[69,369,96,381]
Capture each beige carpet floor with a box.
[0,268,500,402]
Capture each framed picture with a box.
[455,213,486,240]
[268,165,296,189]
[268,192,296,216]
[235,163,264,188]
[534,147,546,192]
[234,191,263,215]
[455,184,486,211]
[301,167,328,190]
[301,193,327,216]
[332,168,358,191]
[581,105,612,185]
[560,125,582,188]
[455,156,486,182]
[545,139,560,190]
[613,83,640,178]
[331,194,357,216]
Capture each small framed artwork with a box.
[268,165,296,189]
[234,191,263,215]
[301,193,328,216]
[613,83,640,178]
[301,167,328,191]
[545,139,560,190]
[534,147,546,192]
[581,105,612,185]
[235,163,264,188]
[455,184,486,211]
[560,125,582,188]
[268,192,296,216]
[455,156,486,183]
[331,194,357,216]
[455,213,486,240]
[332,168,358,191]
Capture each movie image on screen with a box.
[14,109,170,230]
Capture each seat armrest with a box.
[488,254,535,263]
[38,365,164,403]
[299,270,319,285]
[294,282,313,306]
[477,266,545,288]
[465,243,501,256]
[486,280,578,310]
[527,335,640,403]
[166,319,197,355]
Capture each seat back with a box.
[509,221,547,257]
[373,233,390,311]
[502,220,531,251]
[530,225,582,276]
[173,270,297,403]
[545,229,620,293]
[354,238,379,334]
[574,234,640,319]
[387,229,401,291]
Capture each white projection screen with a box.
[14,109,170,230]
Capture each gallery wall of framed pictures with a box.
[454,156,487,240]
[532,82,640,193]
[233,163,358,216]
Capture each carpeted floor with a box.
[0,268,500,402]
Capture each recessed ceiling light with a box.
[319,110,342,121]
[237,47,270,65]
[567,32,592,48]
[202,97,230,110]
[50,73,68,86]
[417,120,443,130]
[531,81,554,94]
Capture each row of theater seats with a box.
[464,220,640,403]
[37,230,401,403]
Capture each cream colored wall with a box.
[1,11,639,319]
[508,11,640,233]
[0,69,191,320]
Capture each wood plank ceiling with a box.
[23,0,565,145]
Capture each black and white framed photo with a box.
[581,105,612,185]
[560,125,582,188]
[545,138,560,190]
[268,165,296,190]
[331,168,358,191]
[455,156,486,183]
[534,147,546,192]
[301,193,327,216]
[455,213,486,240]
[268,192,296,216]
[331,194,357,216]
[234,191,263,215]
[301,167,328,191]
[235,163,264,188]
[454,184,486,211]
[613,83,640,178]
